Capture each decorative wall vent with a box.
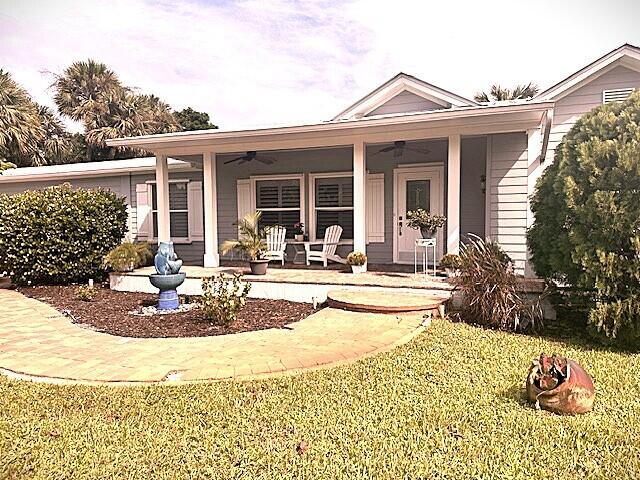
[602,87,635,104]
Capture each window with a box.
[151,181,190,240]
[255,178,301,237]
[313,175,353,239]
[603,88,635,104]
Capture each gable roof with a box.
[536,43,640,101]
[332,73,477,121]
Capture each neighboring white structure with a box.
[2,44,640,276]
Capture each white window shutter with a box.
[237,179,253,224]
[135,183,152,240]
[366,173,385,243]
[188,181,204,241]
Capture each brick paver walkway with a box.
[0,290,426,385]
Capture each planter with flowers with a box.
[440,253,462,277]
[406,209,446,239]
[293,222,305,242]
[347,251,367,274]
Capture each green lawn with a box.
[1,319,639,479]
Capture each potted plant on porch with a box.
[222,212,270,275]
[440,253,462,277]
[293,222,305,242]
[347,251,367,274]
[406,209,446,239]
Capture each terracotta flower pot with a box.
[526,354,595,415]
[249,259,269,275]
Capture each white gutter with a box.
[0,158,193,184]
[106,101,555,149]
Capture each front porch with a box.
[112,102,548,277]
[109,264,455,304]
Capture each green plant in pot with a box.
[103,241,154,273]
[222,212,269,275]
[440,253,462,277]
[406,209,446,238]
[347,251,367,274]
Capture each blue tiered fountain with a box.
[149,241,186,310]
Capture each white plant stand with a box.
[414,238,437,276]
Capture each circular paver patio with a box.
[0,289,426,385]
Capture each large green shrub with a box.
[0,184,127,284]
[528,91,640,348]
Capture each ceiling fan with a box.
[224,151,277,165]
[372,140,430,158]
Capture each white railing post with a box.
[203,151,220,267]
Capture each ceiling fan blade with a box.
[404,146,431,155]
[256,155,277,164]
[224,156,245,164]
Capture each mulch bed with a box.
[18,285,316,338]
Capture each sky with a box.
[2,0,640,132]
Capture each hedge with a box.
[0,184,128,285]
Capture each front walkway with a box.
[0,290,427,385]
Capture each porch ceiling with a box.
[107,101,553,156]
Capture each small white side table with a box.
[414,238,437,276]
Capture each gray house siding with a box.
[366,91,447,116]
[488,132,528,274]
[0,170,206,265]
[545,65,640,163]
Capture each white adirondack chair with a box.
[306,225,345,267]
[263,225,287,265]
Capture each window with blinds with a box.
[151,181,190,239]
[255,179,301,236]
[314,176,353,239]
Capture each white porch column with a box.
[447,134,461,254]
[525,128,542,277]
[202,151,220,267]
[155,153,171,243]
[353,140,367,256]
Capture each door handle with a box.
[398,216,403,236]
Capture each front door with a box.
[393,165,444,264]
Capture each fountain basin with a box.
[149,273,186,310]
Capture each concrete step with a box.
[327,289,447,315]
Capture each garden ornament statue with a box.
[148,241,186,310]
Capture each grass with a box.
[1,319,639,479]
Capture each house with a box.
[2,44,640,276]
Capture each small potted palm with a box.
[440,253,462,277]
[222,212,269,275]
[347,251,367,274]
[406,209,446,238]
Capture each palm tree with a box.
[85,90,181,158]
[33,105,71,165]
[0,69,43,166]
[53,59,123,160]
[474,83,539,103]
